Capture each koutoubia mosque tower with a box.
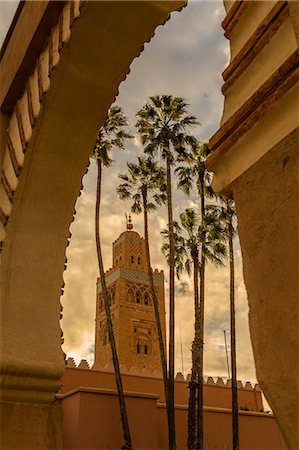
[94,216,166,374]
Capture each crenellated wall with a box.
[58,359,286,450]
[62,357,263,412]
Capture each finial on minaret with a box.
[127,214,133,230]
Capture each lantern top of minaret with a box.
[127,214,133,231]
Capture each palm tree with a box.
[91,105,133,450]
[161,207,226,450]
[161,210,199,450]
[176,143,215,450]
[213,197,239,450]
[117,155,169,418]
[136,95,198,450]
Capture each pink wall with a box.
[60,389,159,450]
[58,365,286,450]
[59,388,286,450]
[60,365,263,411]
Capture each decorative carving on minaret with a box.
[94,221,166,375]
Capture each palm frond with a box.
[90,105,132,166]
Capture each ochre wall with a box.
[59,364,262,411]
[58,364,286,450]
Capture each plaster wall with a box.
[157,405,286,450]
[61,389,159,450]
[1,401,63,450]
[211,84,299,193]
[59,386,286,450]
[208,2,299,446]
[222,17,297,122]
[232,129,299,449]
[228,2,279,60]
[59,365,263,411]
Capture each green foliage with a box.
[136,95,199,164]
[176,142,214,198]
[90,105,132,166]
[206,196,237,240]
[117,156,166,214]
[161,206,227,278]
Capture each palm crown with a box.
[117,156,166,214]
[176,142,214,199]
[161,207,227,278]
[136,95,199,163]
[206,197,237,239]
[91,105,132,166]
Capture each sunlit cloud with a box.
[0,2,18,46]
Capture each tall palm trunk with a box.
[142,187,170,429]
[166,156,176,450]
[187,248,199,450]
[196,179,206,450]
[229,216,239,450]
[95,159,132,450]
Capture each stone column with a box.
[232,129,299,449]
[207,1,299,447]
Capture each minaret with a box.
[94,216,166,375]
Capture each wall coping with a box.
[57,385,159,401]
[65,359,261,391]
[156,402,274,417]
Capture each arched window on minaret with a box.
[136,341,141,354]
[131,255,134,263]
[109,285,115,304]
[136,291,141,304]
[144,344,148,355]
[127,289,134,303]
[103,333,108,346]
[101,323,108,346]
[100,295,105,311]
[138,256,141,265]
[144,293,149,305]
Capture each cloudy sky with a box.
[1,1,257,383]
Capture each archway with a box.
[0,2,186,448]
[0,1,298,448]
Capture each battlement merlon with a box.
[65,360,262,393]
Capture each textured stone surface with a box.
[0,401,63,450]
[232,129,299,449]
[208,1,299,195]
